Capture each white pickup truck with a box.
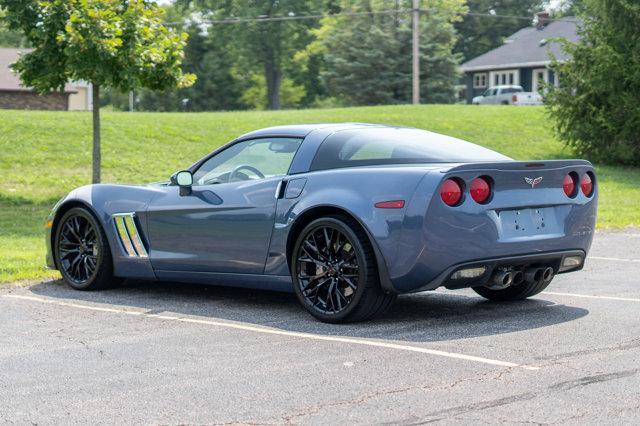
[472,85,543,106]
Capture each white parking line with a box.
[436,290,640,303]
[3,294,538,371]
[589,256,640,263]
[541,292,640,303]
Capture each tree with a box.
[0,10,28,47]
[545,0,640,165]
[131,22,246,112]
[552,0,583,17]
[184,0,324,110]
[241,72,305,109]
[0,0,195,182]
[310,0,465,105]
[455,0,545,62]
[116,3,247,112]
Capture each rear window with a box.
[310,127,510,171]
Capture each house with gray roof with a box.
[459,14,579,104]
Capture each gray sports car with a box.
[45,123,597,323]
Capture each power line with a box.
[164,9,414,26]
[163,9,578,27]
[464,12,578,22]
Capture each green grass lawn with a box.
[1,105,638,283]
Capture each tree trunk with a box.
[264,59,281,110]
[92,84,101,184]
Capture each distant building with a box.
[459,13,580,104]
[0,48,92,111]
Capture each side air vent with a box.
[113,213,148,258]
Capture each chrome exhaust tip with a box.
[523,267,554,284]
[512,270,524,285]
[524,268,544,284]
[487,270,513,290]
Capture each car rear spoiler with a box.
[441,159,593,173]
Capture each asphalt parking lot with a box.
[1,230,639,424]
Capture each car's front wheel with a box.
[291,215,395,323]
[55,207,120,290]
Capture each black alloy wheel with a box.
[58,214,98,284]
[296,223,359,314]
[55,207,119,290]
[292,215,396,323]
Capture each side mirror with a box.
[171,170,193,196]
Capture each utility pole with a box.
[412,0,420,104]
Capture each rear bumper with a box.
[383,162,597,293]
[406,249,585,293]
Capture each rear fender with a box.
[265,168,430,292]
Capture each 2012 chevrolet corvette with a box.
[46,123,597,323]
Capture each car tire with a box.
[472,276,553,301]
[291,215,396,323]
[55,207,122,290]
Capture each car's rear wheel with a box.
[55,207,120,290]
[472,274,553,301]
[291,215,395,323]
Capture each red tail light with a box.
[563,173,577,197]
[581,173,594,196]
[374,200,405,209]
[470,176,492,204]
[440,178,463,206]
[512,94,517,103]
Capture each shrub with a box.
[545,0,640,165]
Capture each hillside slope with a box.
[1,105,638,282]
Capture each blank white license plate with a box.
[499,207,559,238]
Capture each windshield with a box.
[309,127,510,171]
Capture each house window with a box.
[532,68,549,93]
[489,70,519,87]
[473,73,487,88]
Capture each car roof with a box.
[190,123,398,173]
[236,123,387,140]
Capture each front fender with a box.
[47,184,163,280]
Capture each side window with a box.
[309,128,510,171]
[192,138,303,186]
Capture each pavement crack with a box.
[548,368,640,391]
[535,338,640,362]
[246,369,521,424]
[405,392,538,424]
